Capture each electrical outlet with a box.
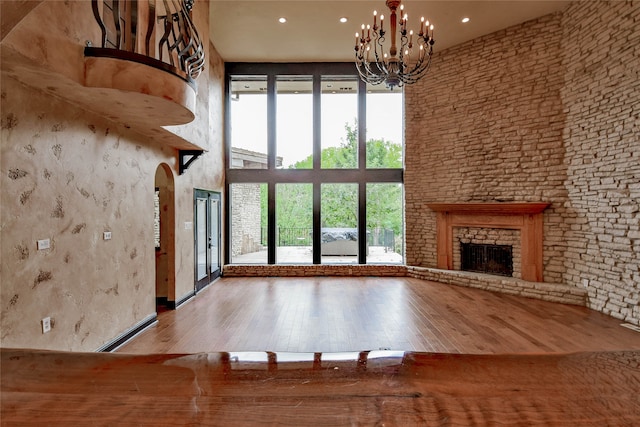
[103,231,112,240]
[184,222,193,230]
[42,317,51,334]
[37,239,50,250]
[582,279,589,288]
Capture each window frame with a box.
[224,63,403,265]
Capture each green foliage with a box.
[277,184,312,229]
[266,121,403,245]
[292,122,402,170]
[321,184,358,228]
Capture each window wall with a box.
[226,63,403,265]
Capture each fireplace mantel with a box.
[427,202,551,282]
[427,203,550,215]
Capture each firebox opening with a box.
[461,243,513,277]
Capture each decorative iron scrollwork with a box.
[157,0,205,80]
[90,0,205,81]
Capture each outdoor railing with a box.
[261,227,398,253]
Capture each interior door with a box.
[195,190,221,292]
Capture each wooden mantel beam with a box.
[426,202,550,215]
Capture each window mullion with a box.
[312,74,322,264]
[267,74,277,263]
[357,78,367,264]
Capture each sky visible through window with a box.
[231,91,403,168]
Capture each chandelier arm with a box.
[353,0,436,89]
[397,36,432,75]
[373,33,386,65]
[400,55,426,76]
[371,34,389,76]
[356,56,387,86]
[398,33,409,68]
[398,56,432,84]
[402,43,433,75]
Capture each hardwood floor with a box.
[118,277,640,354]
[5,278,640,425]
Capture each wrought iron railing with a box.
[89,0,204,81]
[261,227,399,253]
[278,228,313,247]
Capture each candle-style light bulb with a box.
[373,10,377,29]
[420,17,425,35]
[380,14,384,31]
[430,24,434,38]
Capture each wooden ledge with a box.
[427,202,550,215]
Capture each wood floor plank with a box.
[117,277,640,354]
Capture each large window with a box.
[229,77,268,169]
[277,76,313,169]
[321,77,359,169]
[276,183,312,263]
[226,63,403,265]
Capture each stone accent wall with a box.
[230,184,263,257]
[406,267,587,307]
[404,13,568,284]
[560,1,640,324]
[223,264,407,277]
[404,3,639,326]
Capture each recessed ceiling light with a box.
[339,17,348,23]
[462,17,470,23]
[278,17,287,24]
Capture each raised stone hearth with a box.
[427,203,550,282]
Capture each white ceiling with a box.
[209,1,571,63]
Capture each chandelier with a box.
[354,0,435,90]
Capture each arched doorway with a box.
[154,164,176,310]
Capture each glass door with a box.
[195,190,221,292]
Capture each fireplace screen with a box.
[460,243,513,277]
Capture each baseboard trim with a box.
[96,314,157,353]
[175,290,195,309]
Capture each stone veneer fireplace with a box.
[427,203,550,282]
